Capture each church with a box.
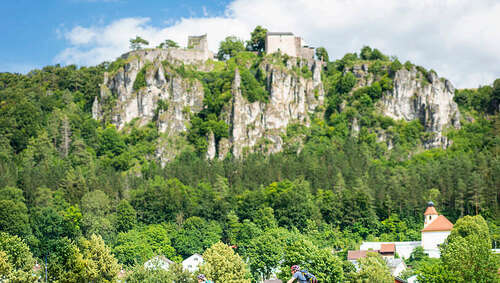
[355,202,454,259]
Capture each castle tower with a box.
[423,201,438,227]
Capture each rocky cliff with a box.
[93,50,324,160]
[224,61,323,158]
[347,63,460,149]
[382,68,460,148]
[93,48,460,161]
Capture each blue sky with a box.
[1,0,499,88]
[0,0,230,73]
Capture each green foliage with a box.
[347,252,392,283]
[115,199,137,232]
[172,216,222,258]
[199,242,251,282]
[81,190,115,241]
[337,72,357,94]
[0,187,30,237]
[278,235,343,282]
[390,58,403,77]
[79,234,120,283]
[315,47,329,62]
[246,25,268,52]
[0,232,35,282]
[157,39,179,49]
[133,65,148,91]
[113,224,178,266]
[130,36,149,51]
[126,262,194,282]
[217,36,245,60]
[440,215,499,282]
[360,46,389,61]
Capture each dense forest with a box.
[0,27,499,282]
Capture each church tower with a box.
[421,201,453,257]
[424,201,438,227]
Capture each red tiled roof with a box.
[424,206,438,215]
[380,243,395,253]
[421,215,453,232]
[347,250,369,260]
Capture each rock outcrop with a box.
[226,62,324,158]
[381,68,460,148]
[93,46,460,162]
[93,52,205,136]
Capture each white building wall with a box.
[266,35,297,57]
[359,241,421,259]
[182,254,204,273]
[422,231,450,258]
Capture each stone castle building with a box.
[265,32,315,62]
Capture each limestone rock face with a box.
[92,53,204,136]
[226,62,324,158]
[92,50,323,161]
[381,68,460,148]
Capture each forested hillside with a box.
[0,29,499,282]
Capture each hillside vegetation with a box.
[0,31,499,281]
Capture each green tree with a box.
[246,25,267,52]
[0,187,30,237]
[81,190,115,241]
[157,39,179,49]
[45,237,87,283]
[172,216,222,258]
[246,231,284,281]
[347,252,392,283]
[199,242,251,283]
[113,224,178,266]
[79,234,120,283]
[440,215,498,282]
[315,47,329,62]
[278,235,343,282]
[130,36,149,51]
[0,232,35,282]
[360,46,373,60]
[217,36,245,60]
[415,258,461,283]
[115,199,137,232]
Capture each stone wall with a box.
[265,33,297,57]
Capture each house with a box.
[182,253,203,273]
[359,202,453,259]
[144,255,174,271]
[421,202,454,258]
[380,243,396,258]
[359,241,421,259]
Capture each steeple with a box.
[423,201,438,227]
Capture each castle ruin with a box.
[265,32,315,62]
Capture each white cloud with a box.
[55,0,500,88]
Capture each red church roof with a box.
[421,215,454,232]
[424,206,438,215]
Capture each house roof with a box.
[421,215,454,232]
[424,206,438,215]
[348,250,368,260]
[380,243,395,253]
